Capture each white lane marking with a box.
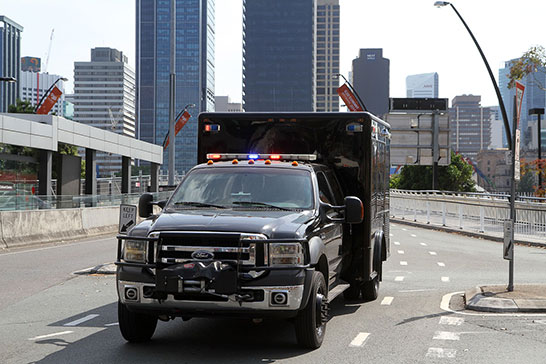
[394,241,400,246]
[439,316,464,326]
[395,276,405,282]
[349,332,370,347]
[389,233,394,237]
[437,262,445,267]
[400,261,408,266]
[426,348,457,358]
[104,322,119,327]
[410,234,417,237]
[429,251,437,256]
[433,331,460,340]
[420,242,427,246]
[63,314,100,327]
[402,228,407,231]
[381,297,394,305]
[397,250,404,255]
[28,331,73,341]
[439,291,546,317]
[399,288,437,293]
[442,277,450,282]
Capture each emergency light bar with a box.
[206,153,317,161]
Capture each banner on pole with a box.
[515,81,525,128]
[36,86,62,115]
[337,84,364,112]
[164,111,192,149]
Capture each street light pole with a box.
[435,1,516,291]
[34,76,68,113]
[168,0,176,186]
[529,108,545,189]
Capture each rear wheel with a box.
[118,301,158,342]
[295,271,328,349]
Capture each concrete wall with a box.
[0,206,121,249]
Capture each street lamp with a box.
[529,108,545,189]
[331,73,368,112]
[34,76,68,113]
[0,77,17,83]
[435,1,516,291]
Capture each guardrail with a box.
[390,189,546,243]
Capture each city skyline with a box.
[2,0,546,108]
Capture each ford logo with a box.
[191,250,214,260]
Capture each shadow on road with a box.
[33,297,361,363]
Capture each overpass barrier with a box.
[0,192,170,249]
[390,190,546,244]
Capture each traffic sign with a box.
[119,204,137,233]
[503,220,514,260]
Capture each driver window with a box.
[316,172,335,205]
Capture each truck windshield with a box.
[167,167,314,210]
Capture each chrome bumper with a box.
[118,280,304,311]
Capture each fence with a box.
[390,190,546,243]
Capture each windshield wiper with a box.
[232,201,292,211]
[173,201,227,209]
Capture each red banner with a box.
[515,81,525,128]
[164,111,192,149]
[36,86,62,115]
[337,84,364,112]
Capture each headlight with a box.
[269,243,304,266]
[123,240,147,263]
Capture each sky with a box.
[3,0,546,107]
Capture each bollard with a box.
[442,202,446,226]
[459,204,463,229]
[426,201,430,224]
[479,206,485,233]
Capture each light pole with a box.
[434,1,516,291]
[34,76,68,113]
[529,108,545,189]
[332,73,368,112]
[0,77,17,112]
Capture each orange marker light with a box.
[264,160,272,165]
[292,161,299,166]
[269,154,281,160]
[207,160,214,165]
[248,159,255,164]
[232,159,239,164]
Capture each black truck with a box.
[115,112,391,349]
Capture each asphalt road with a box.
[1,224,545,363]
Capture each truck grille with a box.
[157,232,264,266]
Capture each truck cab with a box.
[115,112,390,349]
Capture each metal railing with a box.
[390,189,546,243]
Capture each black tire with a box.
[361,275,379,301]
[118,301,158,342]
[295,271,328,349]
[343,283,361,301]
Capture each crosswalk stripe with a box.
[63,314,100,327]
[426,348,457,358]
[420,242,427,246]
[400,261,408,266]
[395,276,405,282]
[381,297,394,305]
[429,251,437,256]
[441,276,450,282]
[394,241,400,245]
[433,331,460,340]
[439,316,464,326]
[437,262,445,267]
[397,250,404,254]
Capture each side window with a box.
[316,172,335,205]
[325,170,343,205]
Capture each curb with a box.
[73,263,116,275]
[391,218,546,249]
[464,286,546,313]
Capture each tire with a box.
[118,301,158,342]
[295,271,328,349]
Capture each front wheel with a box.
[295,271,329,349]
[118,301,158,342]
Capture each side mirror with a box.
[157,200,167,209]
[138,193,154,218]
[344,196,363,224]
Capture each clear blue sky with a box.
[3,0,545,106]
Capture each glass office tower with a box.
[136,0,215,174]
[243,0,315,112]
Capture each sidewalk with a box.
[465,284,546,313]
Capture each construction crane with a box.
[108,107,122,132]
[43,29,54,72]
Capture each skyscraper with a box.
[449,95,491,162]
[73,47,136,177]
[406,72,439,98]
[351,48,389,116]
[136,0,215,174]
[0,16,23,113]
[315,0,339,112]
[243,0,315,112]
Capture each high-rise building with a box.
[21,56,41,72]
[351,48,389,116]
[136,0,215,174]
[315,0,339,112]
[488,105,504,149]
[499,60,546,149]
[0,16,23,113]
[73,47,136,177]
[449,95,491,162]
[243,0,315,112]
[215,96,243,112]
[406,72,439,98]
[19,71,65,115]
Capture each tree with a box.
[508,46,546,90]
[394,151,475,192]
[520,158,546,197]
[8,99,35,113]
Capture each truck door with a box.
[316,171,343,282]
